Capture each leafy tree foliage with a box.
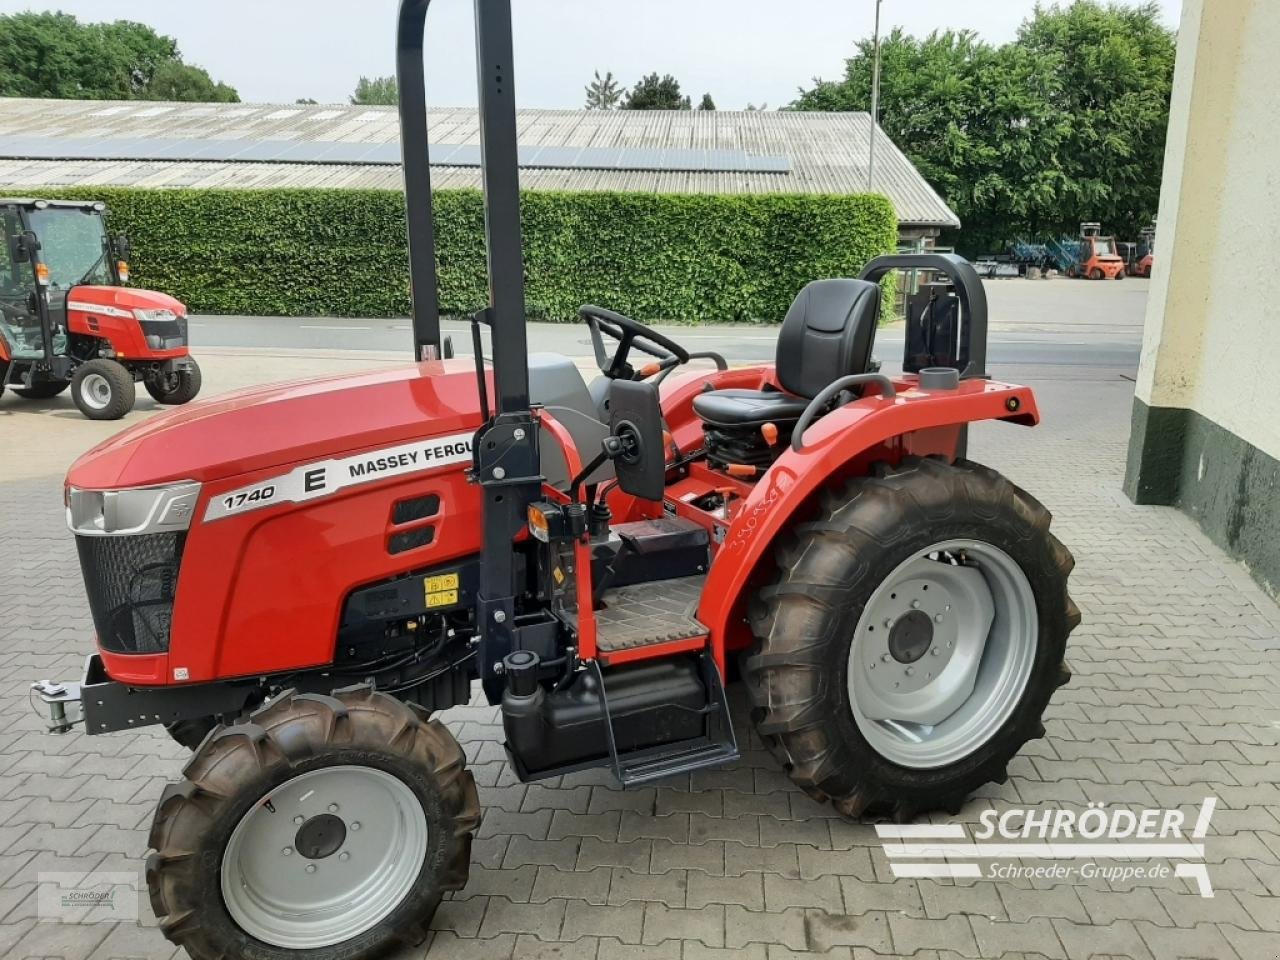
[622,73,691,110]
[698,93,716,111]
[584,70,623,109]
[792,2,1175,253]
[350,75,398,105]
[0,12,239,101]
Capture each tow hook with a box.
[31,679,83,734]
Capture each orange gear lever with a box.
[761,422,779,447]
[638,362,662,378]
[726,463,758,478]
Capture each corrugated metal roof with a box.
[0,98,960,228]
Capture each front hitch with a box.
[31,671,84,734]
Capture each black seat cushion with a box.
[776,278,880,398]
[691,388,808,428]
[692,278,880,432]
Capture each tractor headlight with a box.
[67,481,202,536]
[132,308,179,324]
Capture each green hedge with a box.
[15,186,897,323]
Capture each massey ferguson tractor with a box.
[0,197,200,419]
[32,2,1077,958]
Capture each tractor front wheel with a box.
[146,359,202,405]
[743,457,1077,821]
[70,359,135,420]
[12,381,69,400]
[146,686,480,960]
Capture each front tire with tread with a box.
[70,359,134,420]
[146,685,480,960]
[742,457,1077,822]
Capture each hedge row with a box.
[18,186,897,323]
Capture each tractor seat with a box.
[692,278,880,429]
[691,387,809,428]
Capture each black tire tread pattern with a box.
[146,358,202,405]
[12,380,69,399]
[742,456,1076,822]
[70,358,134,420]
[146,685,480,960]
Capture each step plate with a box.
[587,575,707,653]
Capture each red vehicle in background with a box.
[1065,222,1126,280]
[1,198,201,420]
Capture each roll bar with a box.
[858,253,988,380]
[397,0,531,410]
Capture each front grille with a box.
[139,316,188,349]
[76,532,185,654]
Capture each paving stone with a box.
[478,896,568,939]
[804,909,893,953]
[562,901,646,944]
[650,839,725,876]
[609,867,688,907]
[684,870,764,910]
[887,913,978,956]
[532,865,612,905]
[641,904,724,947]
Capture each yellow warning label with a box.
[424,573,459,593]
[426,589,459,608]
[552,566,565,585]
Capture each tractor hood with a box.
[66,360,486,491]
[66,284,186,316]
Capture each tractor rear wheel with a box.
[70,359,135,420]
[12,381,69,400]
[146,359,202,405]
[743,457,1077,821]
[146,686,480,960]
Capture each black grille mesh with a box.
[138,316,188,349]
[76,533,185,654]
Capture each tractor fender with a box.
[698,378,1039,649]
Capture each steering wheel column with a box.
[579,305,691,381]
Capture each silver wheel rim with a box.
[220,765,428,949]
[847,538,1037,769]
[80,373,112,410]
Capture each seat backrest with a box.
[775,278,880,398]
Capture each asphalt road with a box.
[189,277,1146,372]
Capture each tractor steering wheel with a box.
[579,305,691,381]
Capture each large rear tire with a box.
[743,457,1077,821]
[146,686,480,960]
[70,359,134,420]
[12,381,69,400]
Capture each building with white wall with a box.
[1125,0,1280,598]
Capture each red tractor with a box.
[0,198,200,419]
[33,3,1077,958]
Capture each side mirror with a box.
[114,233,132,259]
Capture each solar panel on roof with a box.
[0,136,791,175]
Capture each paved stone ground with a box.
[1,360,1278,960]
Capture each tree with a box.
[584,70,622,109]
[744,102,769,112]
[0,12,239,101]
[791,2,1175,253]
[146,60,238,102]
[622,73,691,110]
[295,97,318,104]
[698,93,716,110]
[350,75,398,105]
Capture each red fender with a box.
[697,378,1039,658]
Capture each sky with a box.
[1,0,1183,109]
